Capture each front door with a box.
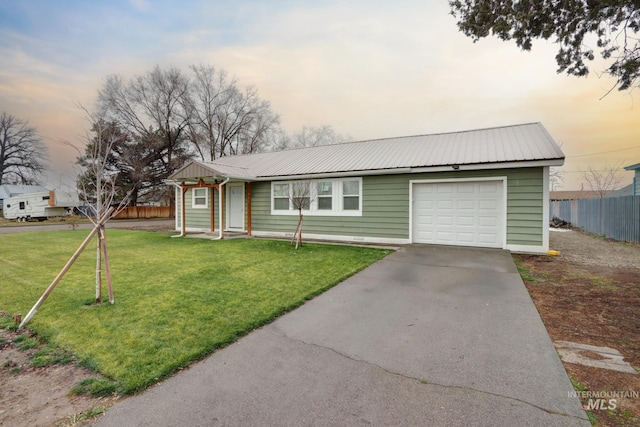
[228,184,244,229]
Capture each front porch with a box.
[172,177,253,239]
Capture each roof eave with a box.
[251,158,565,181]
[169,159,256,182]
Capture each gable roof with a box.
[624,162,640,171]
[171,122,564,182]
[609,184,633,197]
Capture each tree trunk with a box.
[100,226,114,304]
[292,209,304,249]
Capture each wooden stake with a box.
[100,226,115,304]
[19,207,115,329]
[95,228,102,303]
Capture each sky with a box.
[0,0,638,191]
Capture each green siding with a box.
[250,167,545,246]
[177,187,221,231]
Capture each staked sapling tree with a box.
[289,180,315,249]
[72,108,136,304]
[21,108,136,328]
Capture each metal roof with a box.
[171,122,564,181]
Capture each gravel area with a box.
[549,228,640,269]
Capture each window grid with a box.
[192,188,208,209]
[271,178,361,217]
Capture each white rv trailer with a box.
[3,190,79,222]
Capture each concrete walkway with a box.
[97,245,589,426]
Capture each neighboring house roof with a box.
[550,190,612,200]
[171,122,565,181]
[624,162,640,171]
[0,184,48,200]
[609,184,633,197]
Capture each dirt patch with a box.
[0,325,117,426]
[0,220,174,426]
[516,228,640,426]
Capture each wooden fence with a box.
[113,206,173,220]
[550,195,640,243]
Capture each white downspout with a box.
[212,177,230,240]
[168,180,186,238]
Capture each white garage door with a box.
[412,180,504,248]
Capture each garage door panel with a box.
[479,216,497,227]
[457,199,475,210]
[413,180,504,248]
[437,184,454,193]
[437,215,454,226]
[437,200,453,209]
[457,184,475,193]
[479,233,499,244]
[479,182,499,193]
[435,231,454,243]
[456,232,475,243]
[457,216,475,226]
[478,200,498,210]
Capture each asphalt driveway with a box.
[97,244,589,426]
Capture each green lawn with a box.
[0,230,389,394]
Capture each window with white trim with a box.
[317,181,333,210]
[273,183,290,210]
[192,188,208,209]
[342,180,360,210]
[270,178,362,216]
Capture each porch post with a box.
[181,185,187,236]
[219,184,225,240]
[246,182,252,236]
[214,187,216,233]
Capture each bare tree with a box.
[549,167,564,191]
[292,125,350,148]
[183,64,281,160]
[233,92,280,155]
[581,162,624,198]
[270,128,292,152]
[0,112,48,185]
[183,64,237,160]
[581,162,624,235]
[97,66,192,198]
[289,180,315,249]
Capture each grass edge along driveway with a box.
[0,230,390,395]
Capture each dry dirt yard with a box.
[516,228,640,427]
[0,325,118,427]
